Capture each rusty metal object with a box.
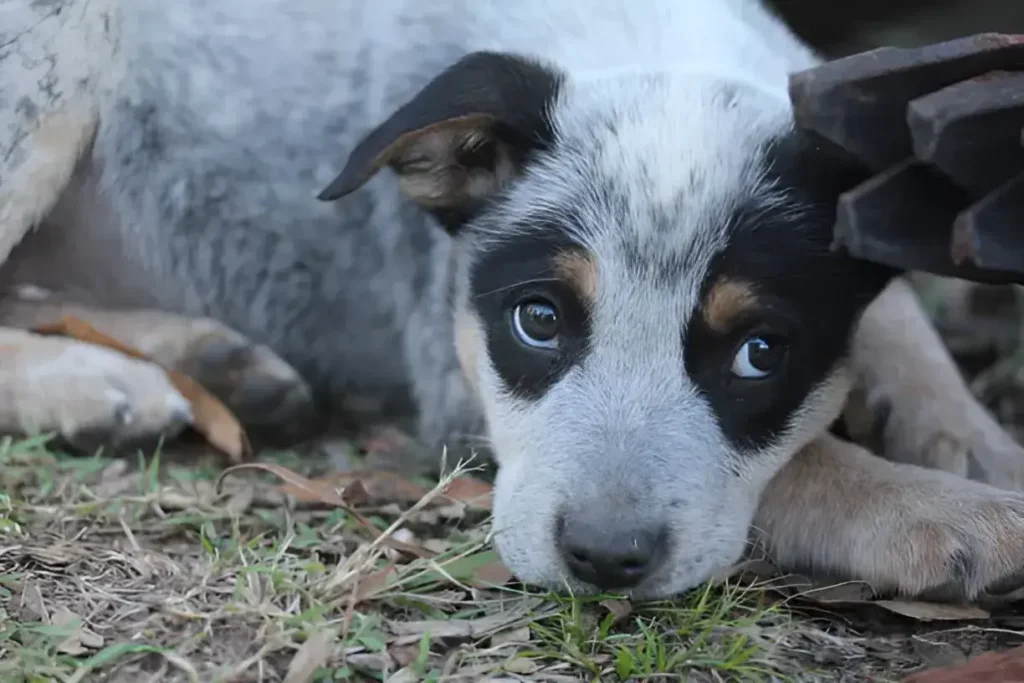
[909,71,1024,194]
[952,172,1024,275]
[789,33,1024,284]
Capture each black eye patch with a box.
[680,129,898,452]
[684,295,814,450]
[468,231,592,400]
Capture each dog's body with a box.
[5,0,1024,600]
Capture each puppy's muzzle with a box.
[556,505,669,591]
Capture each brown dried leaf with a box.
[354,563,399,604]
[217,463,347,507]
[24,544,79,567]
[284,629,337,683]
[52,606,103,656]
[441,476,494,510]
[469,560,515,589]
[872,600,990,621]
[217,463,433,559]
[346,652,394,675]
[490,626,532,648]
[297,470,428,505]
[388,643,422,670]
[504,657,541,674]
[34,315,251,462]
[902,644,1024,683]
[800,581,875,603]
[224,485,255,515]
[16,581,47,622]
[385,668,420,683]
[600,599,633,625]
[389,598,544,640]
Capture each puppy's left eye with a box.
[512,299,561,350]
[731,336,787,379]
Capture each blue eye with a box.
[731,336,786,379]
[512,299,560,349]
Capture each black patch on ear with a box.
[317,50,563,228]
[469,225,593,401]
[684,129,899,452]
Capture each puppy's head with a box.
[320,51,898,598]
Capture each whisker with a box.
[473,277,561,300]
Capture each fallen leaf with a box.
[872,600,990,621]
[470,559,515,589]
[284,629,337,683]
[600,599,633,625]
[503,657,541,674]
[288,469,494,512]
[217,463,348,506]
[385,668,419,683]
[800,581,875,603]
[24,544,79,567]
[911,637,968,670]
[388,643,422,669]
[294,470,428,506]
[217,463,432,559]
[52,606,103,656]
[224,485,255,515]
[490,626,531,648]
[903,644,1024,683]
[441,476,494,510]
[346,652,394,675]
[16,581,47,622]
[408,549,512,589]
[354,563,400,604]
[34,315,250,462]
[388,598,546,640]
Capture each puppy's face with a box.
[322,52,896,598]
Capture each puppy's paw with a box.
[872,486,1024,601]
[757,434,1024,602]
[6,334,192,452]
[847,384,1024,491]
[177,320,322,445]
[846,276,1024,489]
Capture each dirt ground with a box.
[3,280,1024,683]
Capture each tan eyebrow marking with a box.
[702,277,758,332]
[553,250,599,305]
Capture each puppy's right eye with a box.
[730,335,787,379]
[512,299,560,350]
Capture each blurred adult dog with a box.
[3,0,1024,600]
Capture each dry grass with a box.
[0,432,964,683]
[0,435,812,682]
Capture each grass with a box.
[0,432,1018,682]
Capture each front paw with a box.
[846,384,1024,491]
[869,485,1024,601]
[12,336,193,453]
[758,435,1024,603]
[178,321,324,445]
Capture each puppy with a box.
[4,0,1024,599]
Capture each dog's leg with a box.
[1,0,121,264]
[0,327,192,453]
[754,433,1024,600]
[0,295,322,445]
[844,276,1024,489]
[0,97,99,265]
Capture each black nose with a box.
[557,513,666,591]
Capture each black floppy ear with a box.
[317,51,563,228]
